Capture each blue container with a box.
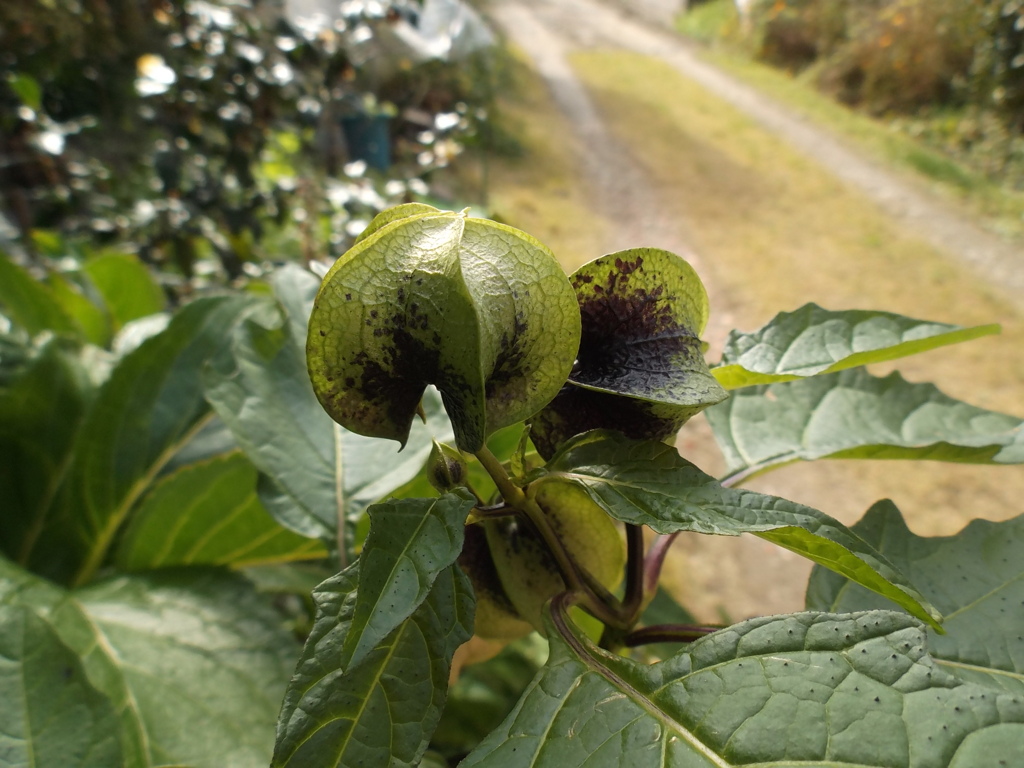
[341,114,392,171]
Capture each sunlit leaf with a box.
[115,452,326,571]
[26,295,265,584]
[541,430,941,628]
[0,557,299,768]
[0,253,79,338]
[713,304,999,389]
[0,603,122,768]
[352,202,441,245]
[48,272,111,347]
[82,252,165,331]
[532,249,725,458]
[8,72,42,111]
[307,205,580,451]
[706,367,1024,482]
[808,501,1024,694]
[461,605,1024,767]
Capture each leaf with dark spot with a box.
[307,206,580,452]
[532,249,726,457]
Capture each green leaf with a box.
[205,278,451,553]
[713,303,999,389]
[115,452,326,571]
[0,331,33,386]
[341,491,474,671]
[82,253,165,331]
[67,570,297,768]
[461,605,1024,767]
[419,751,450,768]
[0,254,79,337]
[7,73,42,110]
[0,338,93,563]
[271,563,474,767]
[706,367,1024,482]
[307,205,580,451]
[532,249,726,458]
[808,501,1024,694]
[0,558,299,768]
[26,295,265,585]
[160,412,236,474]
[542,430,941,628]
[48,272,112,347]
[0,603,123,768]
[268,263,319,346]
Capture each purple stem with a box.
[624,623,720,647]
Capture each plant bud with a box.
[428,440,467,493]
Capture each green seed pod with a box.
[485,481,625,633]
[458,523,533,641]
[306,204,581,452]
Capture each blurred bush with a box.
[746,0,1024,184]
[1,0,500,295]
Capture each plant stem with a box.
[622,524,646,623]
[638,465,752,603]
[624,623,720,648]
[470,501,517,519]
[719,464,763,489]
[637,465,756,593]
[643,532,679,597]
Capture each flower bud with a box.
[428,440,467,493]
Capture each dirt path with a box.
[487,0,1024,622]
[488,0,732,341]
[492,0,1024,308]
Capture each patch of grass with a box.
[676,38,1024,236]
[903,145,978,192]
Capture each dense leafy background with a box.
[0,250,465,765]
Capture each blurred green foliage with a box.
[731,0,1024,185]
[0,0,498,293]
